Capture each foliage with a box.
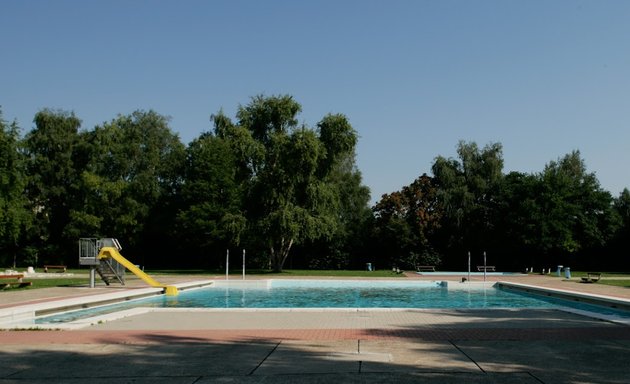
[431,141,504,267]
[606,189,630,269]
[0,110,32,266]
[614,189,630,229]
[22,109,83,264]
[226,95,362,272]
[175,132,245,264]
[493,171,543,267]
[73,110,186,263]
[534,151,616,259]
[372,174,442,269]
[2,99,629,272]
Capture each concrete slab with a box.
[0,342,277,379]
[0,344,101,378]
[253,340,360,375]
[196,372,542,383]
[457,340,630,384]
[359,340,480,372]
[0,378,197,384]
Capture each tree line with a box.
[374,142,629,271]
[1,95,628,272]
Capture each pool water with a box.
[35,279,630,324]
[38,279,622,324]
[154,280,546,309]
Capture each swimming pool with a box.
[36,279,630,324]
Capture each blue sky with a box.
[2,0,629,204]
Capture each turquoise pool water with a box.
[36,279,630,324]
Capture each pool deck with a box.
[1,273,629,383]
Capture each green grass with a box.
[146,268,403,278]
[1,277,90,291]
[2,268,401,292]
[562,271,630,279]
[549,271,630,278]
[598,280,630,288]
[553,270,630,288]
[264,269,403,278]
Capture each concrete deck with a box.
[1,273,629,383]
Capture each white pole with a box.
[467,251,471,282]
[226,249,229,281]
[483,251,486,283]
[242,249,246,280]
[89,267,96,288]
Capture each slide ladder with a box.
[97,247,178,296]
[95,258,125,285]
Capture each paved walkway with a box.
[1,273,629,383]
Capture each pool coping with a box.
[497,281,630,325]
[496,281,630,311]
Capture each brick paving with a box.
[2,326,630,345]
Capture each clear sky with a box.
[2,0,629,204]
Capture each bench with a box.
[0,274,32,289]
[580,273,601,283]
[417,266,436,272]
[477,266,496,272]
[44,265,67,273]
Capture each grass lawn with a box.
[2,267,90,291]
[2,268,401,292]
[569,271,630,278]
[263,269,403,278]
[147,268,403,278]
[1,277,90,291]
[561,271,630,288]
[598,280,630,288]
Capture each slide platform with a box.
[98,247,178,296]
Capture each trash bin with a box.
[564,267,571,279]
[556,265,563,277]
[366,263,372,272]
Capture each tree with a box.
[610,189,630,268]
[372,174,442,269]
[431,141,504,266]
[22,109,83,264]
[302,115,372,269]
[175,132,245,266]
[322,156,372,269]
[536,151,616,265]
[73,110,185,262]
[493,171,542,268]
[213,95,363,272]
[613,189,630,236]
[0,109,31,267]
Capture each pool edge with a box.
[497,281,630,326]
[0,280,214,329]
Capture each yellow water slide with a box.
[97,246,179,296]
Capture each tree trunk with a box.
[271,237,294,272]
